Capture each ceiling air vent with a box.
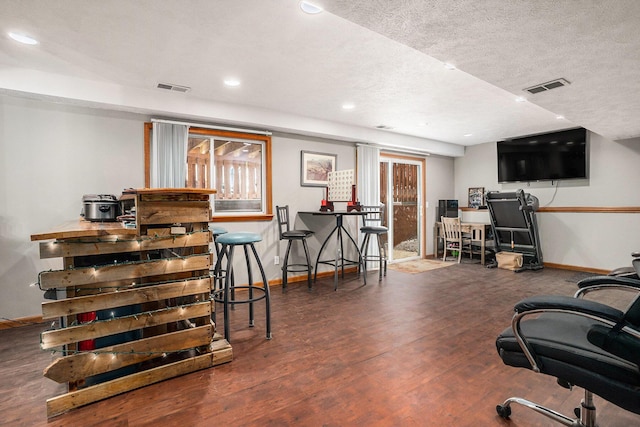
[524,78,570,94]
[157,83,191,93]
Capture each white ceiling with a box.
[1,0,639,157]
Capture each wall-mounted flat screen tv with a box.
[497,127,588,183]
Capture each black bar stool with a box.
[212,231,271,342]
[210,226,228,295]
[359,205,388,280]
[276,205,314,291]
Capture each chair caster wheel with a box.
[496,404,511,419]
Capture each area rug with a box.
[388,259,455,274]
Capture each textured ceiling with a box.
[321,0,640,142]
[1,0,638,156]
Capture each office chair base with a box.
[497,389,597,427]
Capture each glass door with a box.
[380,156,423,262]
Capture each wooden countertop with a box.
[30,219,138,241]
[124,187,216,196]
[31,188,216,241]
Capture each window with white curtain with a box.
[145,123,273,221]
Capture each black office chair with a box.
[575,252,640,291]
[495,258,640,426]
[276,205,314,291]
[359,205,388,280]
[604,251,640,279]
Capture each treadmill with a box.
[485,189,543,271]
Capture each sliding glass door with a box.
[380,155,424,262]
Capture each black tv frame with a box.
[496,127,588,183]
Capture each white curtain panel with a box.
[356,144,380,205]
[151,122,188,187]
[356,144,381,264]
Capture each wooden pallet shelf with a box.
[31,188,230,418]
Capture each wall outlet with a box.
[274,256,280,265]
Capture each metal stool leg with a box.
[302,238,312,289]
[282,239,293,291]
[249,243,271,340]
[222,245,235,342]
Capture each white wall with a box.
[1,96,146,319]
[425,155,455,255]
[454,132,640,271]
[5,94,639,318]
[0,96,368,318]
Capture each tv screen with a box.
[497,127,588,183]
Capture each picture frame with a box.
[468,187,485,209]
[300,151,337,187]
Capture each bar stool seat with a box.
[211,226,228,235]
[212,231,271,342]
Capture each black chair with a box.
[495,260,640,426]
[210,226,228,297]
[276,205,314,291]
[604,251,640,279]
[359,205,388,280]
[575,253,640,292]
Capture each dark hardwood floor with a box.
[2,261,639,426]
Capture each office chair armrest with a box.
[515,295,625,322]
[577,275,640,289]
[511,295,626,372]
[575,276,640,299]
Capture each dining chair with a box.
[441,216,471,263]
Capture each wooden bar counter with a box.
[31,188,231,418]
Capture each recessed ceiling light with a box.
[515,96,527,102]
[300,1,323,14]
[556,115,565,120]
[8,32,38,45]
[342,103,355,110]
[464,133,473,137]
[224,78,241,87]
[444,63,456,70]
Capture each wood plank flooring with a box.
[2,262,639,426]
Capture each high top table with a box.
[299,210,367,290]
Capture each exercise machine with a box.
[486,189,543,271]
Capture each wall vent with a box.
[524,78,570,94]
[157,83,191,93]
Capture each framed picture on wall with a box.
[300,151,337,187]
[468,187,485,209]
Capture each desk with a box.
[300,211,366,290]
[434,221,491,265]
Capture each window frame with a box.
[144,122,273,222]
